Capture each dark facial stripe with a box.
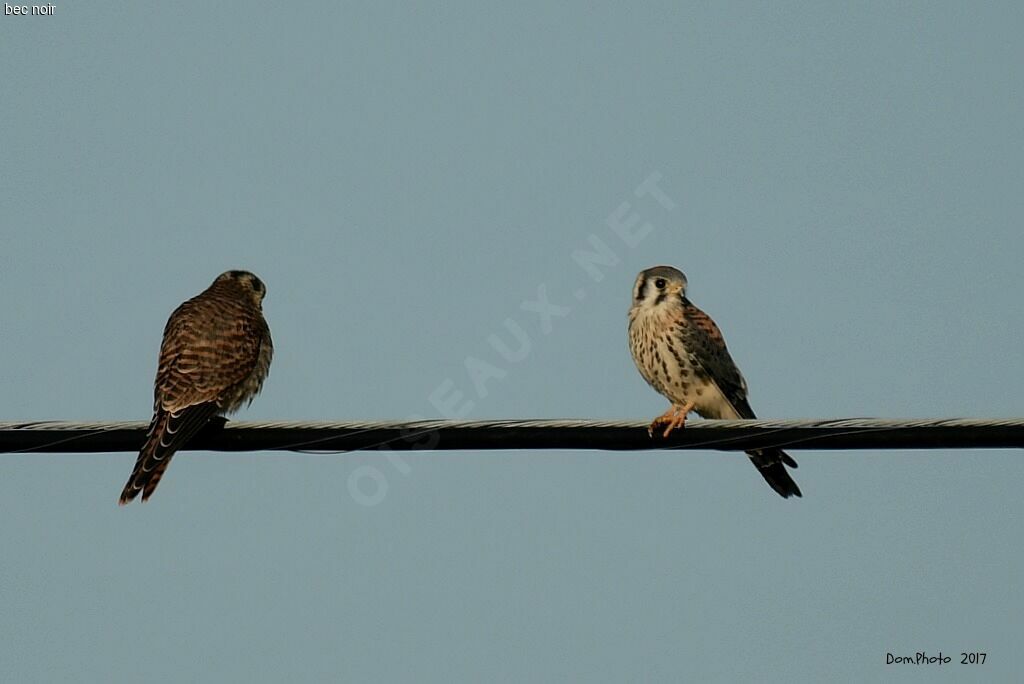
[636,278,647,302]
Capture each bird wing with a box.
[675,297,800,494]
[675,298,750,414]
[154,296,265,413]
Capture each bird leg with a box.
[648,401,695,439]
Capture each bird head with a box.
[631,265,688,311]
[215,270,268,304]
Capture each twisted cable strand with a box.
[1,418,1023,454]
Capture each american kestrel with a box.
[628,265,801,498]
[119,270,273,504]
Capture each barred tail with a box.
[119,412,174,504]
[118,402,219,505]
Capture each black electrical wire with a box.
[2,417,1023,455]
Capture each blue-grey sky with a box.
[2,2,1022,681]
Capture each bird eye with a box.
[654,278,667,289]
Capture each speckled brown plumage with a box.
[119,270,273,504]
[629,265,801,498]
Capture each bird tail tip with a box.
[749,449,803,499]
[118,482,140,506]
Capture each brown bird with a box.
[628,265,801,498]
[119,270,273,504]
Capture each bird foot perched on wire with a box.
[648,403,693,439]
